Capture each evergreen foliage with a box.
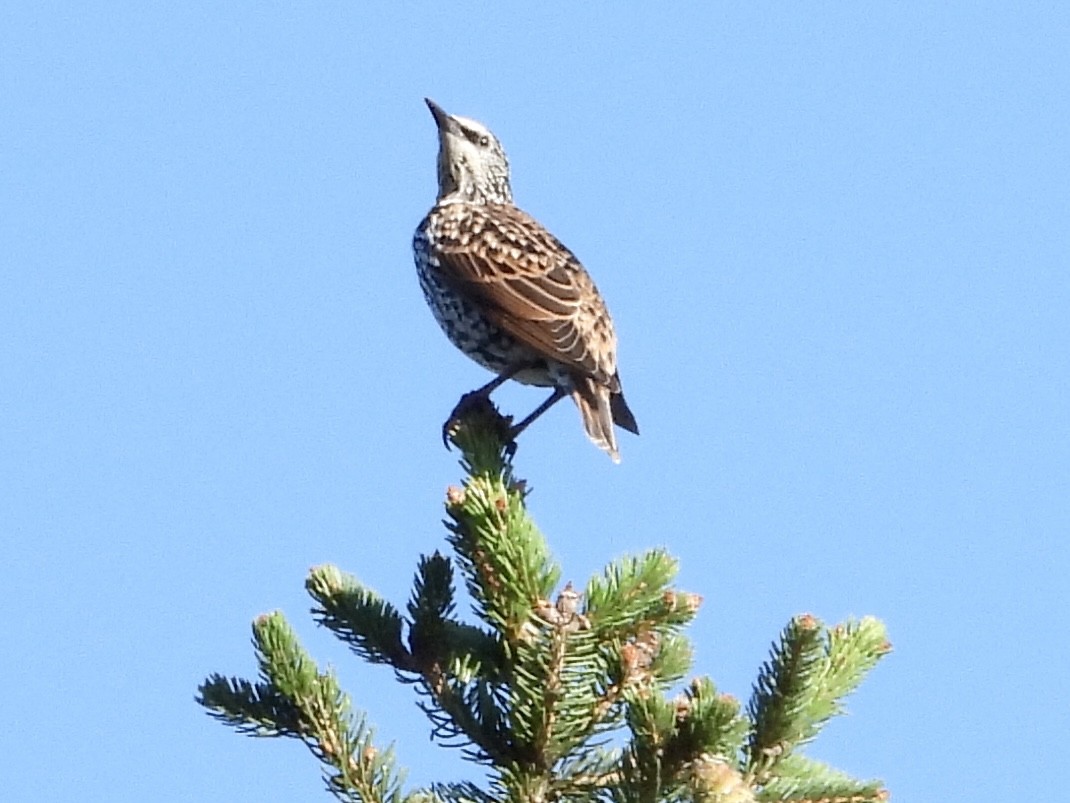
[198,399,890,802]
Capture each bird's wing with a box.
[430,203,618,383]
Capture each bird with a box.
[413,98,638,462]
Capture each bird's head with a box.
[425,98,513,204]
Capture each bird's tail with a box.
[611,389,639,435]
[571,377,639,463]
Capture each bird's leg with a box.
[508,387,567,440]
[441,363,535,447]
[466,366,523,400]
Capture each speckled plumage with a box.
[413,99,637,461]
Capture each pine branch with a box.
[308,565,413,670]
[819,618,891,715]
[444,401,721,799]
[416,668,514,764]
[687,755,756,803]
[407,553,506,682]
[308,547,514,766]
[615,675,750,802]
[666,678,749,770]
[646,633,696,687]
[507,594,609,768]
[746,615,826,781]
[197,612,409,803]
[429,781,495,803]
[745,615,891,786]
[756,755,887,803]
[198,674,303,736]
[553,748,623,796]
[617,684,683,801]
[443,474,559,639]
[442,399,560,641]
[409,552,457,622]
[200,402,890,802]
[586,551,700,636]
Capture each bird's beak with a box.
[425,98,460,136]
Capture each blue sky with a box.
[3,3,1068,801]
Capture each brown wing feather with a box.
[431,204,618,383]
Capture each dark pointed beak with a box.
[425,98,459,135]
[425,98,449,127]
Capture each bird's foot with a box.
[442,392,505,449]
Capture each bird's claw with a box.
[441,391,490,449]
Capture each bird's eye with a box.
[478,135,490,147]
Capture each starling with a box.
[413,99,638,462]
